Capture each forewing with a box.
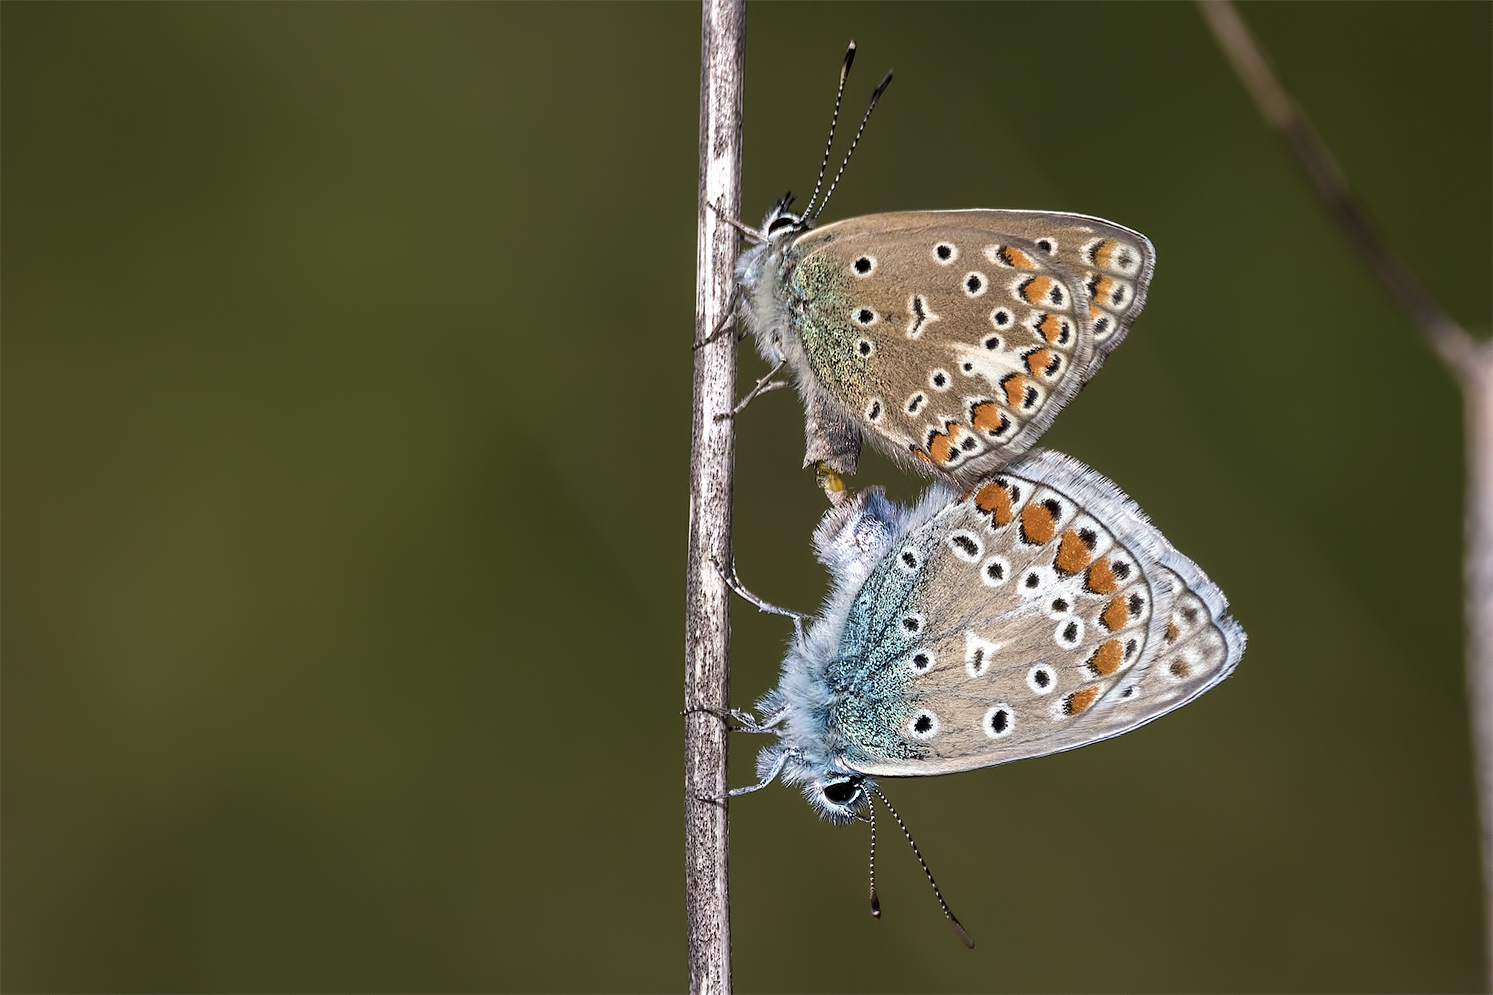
[789,212,1153,483]
[839,451,1242,777]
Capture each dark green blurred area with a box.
[3,2,1489,991]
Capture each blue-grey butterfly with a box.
[734,46,1155,487]
[725,450,1245,939]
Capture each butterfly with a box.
[734,46,1155,487]
[728,449,1245,827]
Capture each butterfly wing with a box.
[829,450,1243,777]
[788,211,1154,485]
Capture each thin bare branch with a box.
[1198,2,1493,984]
[684,1,745,993]
[1196,0,1482,378]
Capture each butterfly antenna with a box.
[867,797,882,919]
[811,69,893,223]
[800,41,856,221]
[870,785,974,948]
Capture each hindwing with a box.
[830,450,1242,776]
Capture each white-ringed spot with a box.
[963,271,988,297]
[865,398,884,422]
[852,255,876,276]
[980,555,1011,587]
[1044,595,1074,620]
[1035,237,1057,256]
[983,704,1014,738]
[1055,617,1085,648]
[905,392,927,415]
[900,612,926,636]
[1018,564,1057,598]
[856,338,874,357]
[897,548,922,573]
[929,369,951,391]
[907,294,937,339]
[853,307,878,326]
[946,530,983,562]
[964,631,1001,677]
[1026,665,1057,694]
[909,709,940,740]
[990,307,1013,329]
[906,650,935,674]
[933,242,958,264]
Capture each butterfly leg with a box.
[714,358,789,421]
[712,554,809,646]
[703,197,766,245]
[726,749,791,797]
[681,705,782,734]
[693,285,742,350]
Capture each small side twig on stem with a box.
[684,1,745,994]
[1197,1,1493,983]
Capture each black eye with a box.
[823,780,858,804]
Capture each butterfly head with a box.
[759,192,809,243]
[805,769,871,824]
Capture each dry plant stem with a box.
[1198,0,1493,981]
[684,1,744,993]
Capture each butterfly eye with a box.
[822,779,859,804]
[767,214,799,235]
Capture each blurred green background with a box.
[3,2,1489,991]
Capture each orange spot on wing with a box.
[1020,275,1054,305]
[1064,686,1101,715]
[1088,640,1124,676]
[924,423,962,466]
[1002,373,1031,408]
[1037,314,1065,344]
[1085,557,1119,594]
[1165,621,1180,643]
[1053,529,1094,575]
[1020,501,1057,545]
[1091,275,1115,303]
[971,401,1004,433]
[999,245,1036,270]
[1094,239,1115,269]
[910,445,935,464]
[1100,597,1130,631]
[975,481,1015,526]
[1025,347,1057,378]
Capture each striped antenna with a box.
[870,785,974,948]
[811,70,893,223]
[800,41,857,221]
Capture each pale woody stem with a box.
[684,1,745,994]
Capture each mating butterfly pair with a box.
[715,43,1245,945]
